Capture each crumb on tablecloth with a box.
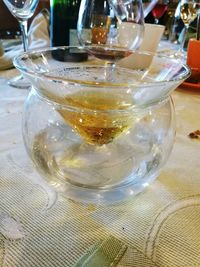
[188,130,200,139]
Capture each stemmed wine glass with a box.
[152,0,168,24]
[179,0,200,52]
[77,0,144,63]
[3,0,39,89]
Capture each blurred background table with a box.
[0,46,200,266]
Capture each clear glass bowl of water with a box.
[14,47,190,204]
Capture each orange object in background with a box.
[186,39,200,84]
[187,39,200,69]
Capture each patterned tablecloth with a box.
[0,65,200,267]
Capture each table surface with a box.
[0,52,200,267]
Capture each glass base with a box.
[8,75,31,89]
[58,172,158,204]
[30,122,164,204]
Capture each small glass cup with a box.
[14,47,190,204]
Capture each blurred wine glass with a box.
[143,0,158,18]
[152,0,168,24]
[3,0,39,89]
[179,0,200,51]
[77,0,144,63]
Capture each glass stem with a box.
[180,26,188,52]
[19,20,28,52]
[105,62,116,82]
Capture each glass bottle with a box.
[50,0,88,62]
[50,0,81,46]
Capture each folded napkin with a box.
[0,9,50,71]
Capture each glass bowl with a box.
[14,47,190,204]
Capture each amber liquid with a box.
[180,3,198,26]
[88,46,132,61]
[91,27,109,45]
[54,91,135,145]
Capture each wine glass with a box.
[143,0,158,18]
[179,0,200,52]
[152,0,168,24]
[3,0,39,89]
[13,46,190,203]
[77,0,144,63]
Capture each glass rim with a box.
[13,46,191,87]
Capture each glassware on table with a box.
[152,0,168,24]
[143,0,159,18]
[3,0,39,89]
[77,0,144,63]
[178,0,200,52]
[13,46,190,204]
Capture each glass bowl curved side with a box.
[22,88,176,204]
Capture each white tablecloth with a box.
[0,67,200,266]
